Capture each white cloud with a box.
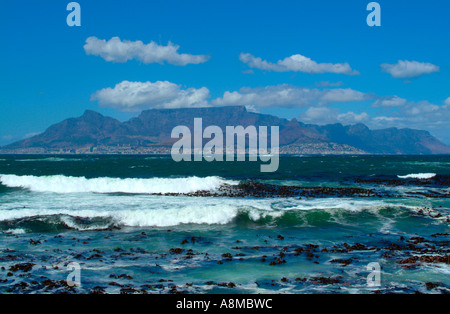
[404,101,440,116]
[445,97,450,106]
[301,107,339,124]
[369,101,450,143]
[239,53,359,75]
[381,60,439,78]
[372,96,407,107]
[315,81,344,87]
[91,81,210,112]
[92,82,369,112]
[300,108,370,125]
[319,88,367,103]
[337,112,370,124]
[368,101,450,132]
[212,85,368,108]
[369,99,450,142]
[84,37,209,66]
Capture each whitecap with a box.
[397,173,436,179]
[0,174,238,194]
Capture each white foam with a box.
[59,216,113,231]
[0,174,237,194]
[0,205,240,228]
[397,173,436,179]
[0,192,409,228]
[116,205,239,227]
[275,198,389,212]
[4,228,26,235]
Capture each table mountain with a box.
[2,106,449,155]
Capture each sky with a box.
[0,0,449,145]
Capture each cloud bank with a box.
[212,85,367,108]
[84,37,209,66]
[92,82,369,111]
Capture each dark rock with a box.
[9,263,35,272]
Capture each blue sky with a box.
[0,0,449,145]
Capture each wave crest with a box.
[397,173,437,179]
[0,174,237,194]
[0,199,418,232]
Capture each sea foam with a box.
[0,195,409,229]
[397,173,436,179]
[0,174,237,194]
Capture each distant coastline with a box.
[0,143,368,155]
[2,106,450,155]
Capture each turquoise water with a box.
[0,155,448,294]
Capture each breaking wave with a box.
[397,173,437,179]
[0,198,419,232]
[0,174,237,194]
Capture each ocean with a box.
[0,155,449,294]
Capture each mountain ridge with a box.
[2,106,450,155]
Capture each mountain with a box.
[2,106,450,155]
[306,122,450,155]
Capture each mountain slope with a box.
[2,106,450,155]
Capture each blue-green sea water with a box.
[0,155,448,294]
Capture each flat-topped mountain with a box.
[2,106,450,155]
